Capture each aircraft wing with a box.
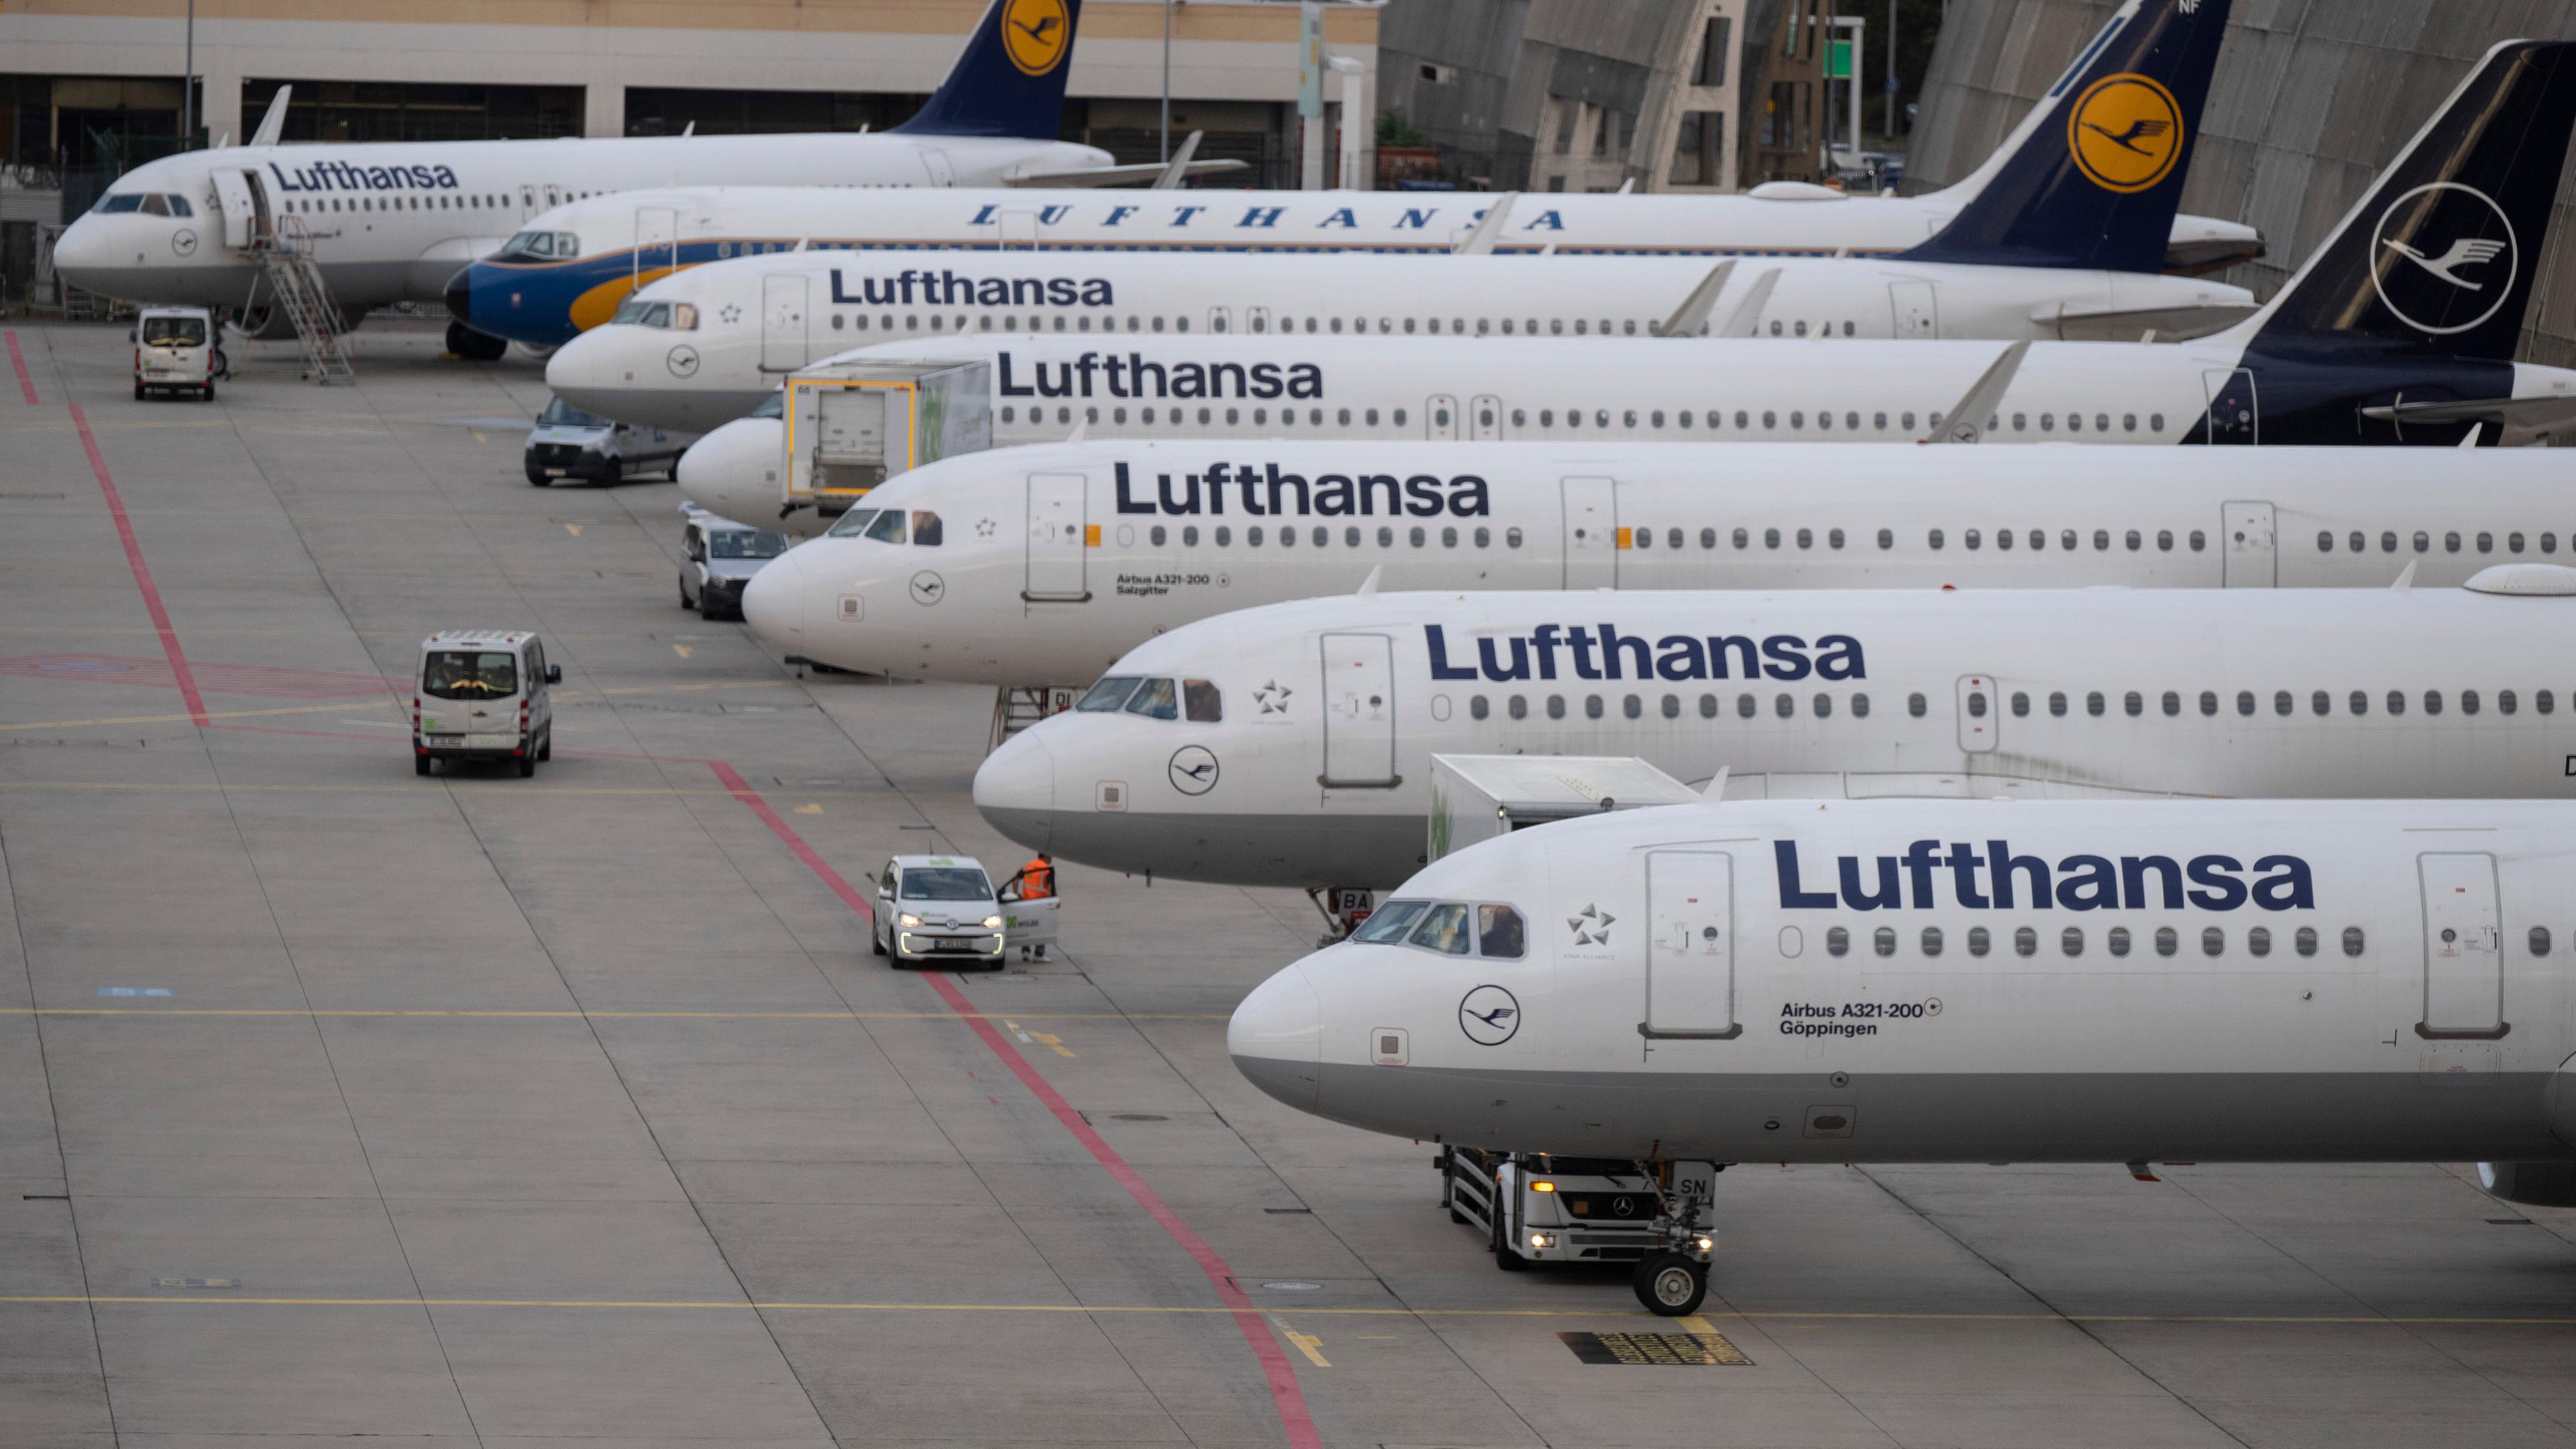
[1004,158,1249,189]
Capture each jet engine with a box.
[2477,1161,2576,1208]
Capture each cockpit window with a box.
[1353,901,1428,943]
[95,193,144,213]
[900,867,994,900]
[502,229,581,260]
[421,649,520,700]
[538,396,609,428]
[1477,905,1527,959]
[1076,677,1140,712]
[910,511,943,546]
[825,508,878,539]
[1183,679,1221,722]
[1124,678,1179,720]
[709,529,788,559]
[141,317,208,347]
[751,391,786,419]
[1409,904,1474,955]
[861,509,908,545]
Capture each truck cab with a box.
[412,630,560,777]
[1444,1147,1716,1273]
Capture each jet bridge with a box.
[780,359,991,517]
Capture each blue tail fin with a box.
[1901,0,2230,272]
[894,0,1083,140]
[2243,40,2576,362]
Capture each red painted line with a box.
[709,760,1322,1449]
[5,331,34,405]
[70,405,205,726]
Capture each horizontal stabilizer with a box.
[2038,300,2257,342]
[2360,393,2576,446]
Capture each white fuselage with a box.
[50,133,1113,315]
[977,585,2576,890]
[541,248,2256,433]
[1226,797,2576,1165]
[739,437,2576,683]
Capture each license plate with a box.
[466,733,517,749]
[545,468,568,476]
[939,936,979,949]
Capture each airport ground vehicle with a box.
[1442,1146,1716,1277]
[678,508,788,620]
[132,305,219,400]
[998,864,1060,962]
[871,855,1010,967]
[525,396,684,485]
[412,631,559,776]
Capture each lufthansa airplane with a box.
[468,0,2248,350]
[48,0,1114,355]
[973,577,2576,896]
[735,437,2576,663]
[1226,794,2576,1315]
[616,39,2576,452]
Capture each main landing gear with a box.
[1629,1156,1719,1316]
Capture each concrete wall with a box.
[1908,1,2576,365]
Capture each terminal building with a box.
[0,0,1379,310]
[1908,0,2576,366]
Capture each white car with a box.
[871,855,1009,968]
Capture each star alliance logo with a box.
[1568,903,1614,947]
[974,517,998,539]
[1255,680,1293,714]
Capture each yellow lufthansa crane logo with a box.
[1002,0,1073,76]
[2067,73,2184,193]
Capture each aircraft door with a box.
[1426,394,1458,441]
[2418,853,2506,1039]
[2202,368,2258,444]
[997,210,1038,249]
[1024,472,1089,602]
[518,183,540,221]
[1561,476,1617,590]
[1955,675,1998,753]
[635,206,679,283]
[2221,501,2277,587]
[1642,851,1738,1038]
[1890,280,1937,338]
[920,149,956,185]
[1470,394,1502,439]
[1320,633,1398,787]
[760,274,811,372]
[211,168,260,250]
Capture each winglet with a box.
[1152,131,1204,190]
[1453,195,1518,256]
[1356,564,1383,597]
[1656,260,1736,339]
[1701,766,1731,801]
[2393,559,2418,590]
[249,85,292,148]
[1925,341,2030,444]
[1711,268,1780,339]
[2460,423,2484,449]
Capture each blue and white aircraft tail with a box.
[895,0,1085,140]
[1902,0,2229,273]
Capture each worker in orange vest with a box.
[1012,854,1055,900]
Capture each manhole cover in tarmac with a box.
[1260,1283,1321,1291]
[1559,1331,1752,1366]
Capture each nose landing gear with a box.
[1629,1155,1719,1317]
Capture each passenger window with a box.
[2343,926,2365,957]
[2013,926,2037,958]
[2088,692,2105,716]
[2202,926,2224,957]
[1826,926,1849,957]
[2154,926,2178,957]
[2061,926,2082,957]
[1921,926,1943,957]
[862,510,908,545]
[1076,676,1141,712]
[2249,926,2271,958]
[1873,926,1896,958]
[1907,692,1926,718]
[1477,906,1527,959]
[1183,679,1222,722]
[2108,926,2131,957]
[2296,926,2318,957]
[1410,904,1472,955]
[1967,926,1990,957]
[2530,926,2552,956]
[1354,901,1428,943]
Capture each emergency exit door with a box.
[1024,472,1089,602]
[1470,394,1503,439]
[2418,853,2506,1039]
[1428,394,1458,440]
[1320,633,1398,787]
[1642,851,1738,1038]
[2222,501,2276,586]
[634,206,678,283]
[1890,280,1937,338]
[761,274,810,372]
[1561,476,1617,589]
[1956,675,1998,753]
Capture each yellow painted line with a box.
[1678,1314,1721,1334]
[672,643,692,659]
[792,803,822,814]
[1277,1318,1331,1367]
[0,1008,1228,1021]
[0,1295,2569,1327]
[1030,1031,1075,1059]
[566,523,583,536]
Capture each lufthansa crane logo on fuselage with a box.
[2067,72,2184,194]
[2370,182,2518,337]
[1002,0,1073,76]
[1458,984,1520,1046]
[1168,745,1219,796]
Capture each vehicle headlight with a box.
[983,915,1004,930]
[898,912,921,928]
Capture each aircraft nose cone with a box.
[543,332,618,416]
[443,267,474,326]
[974,730,1056,853]
[51,217,108,281]
[741,547,806,653]
[1229,965,1322,1115]
[676,419,778,523]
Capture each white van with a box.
[412,631,560,776]
[525,395,686,486]
[133,305,219,401]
